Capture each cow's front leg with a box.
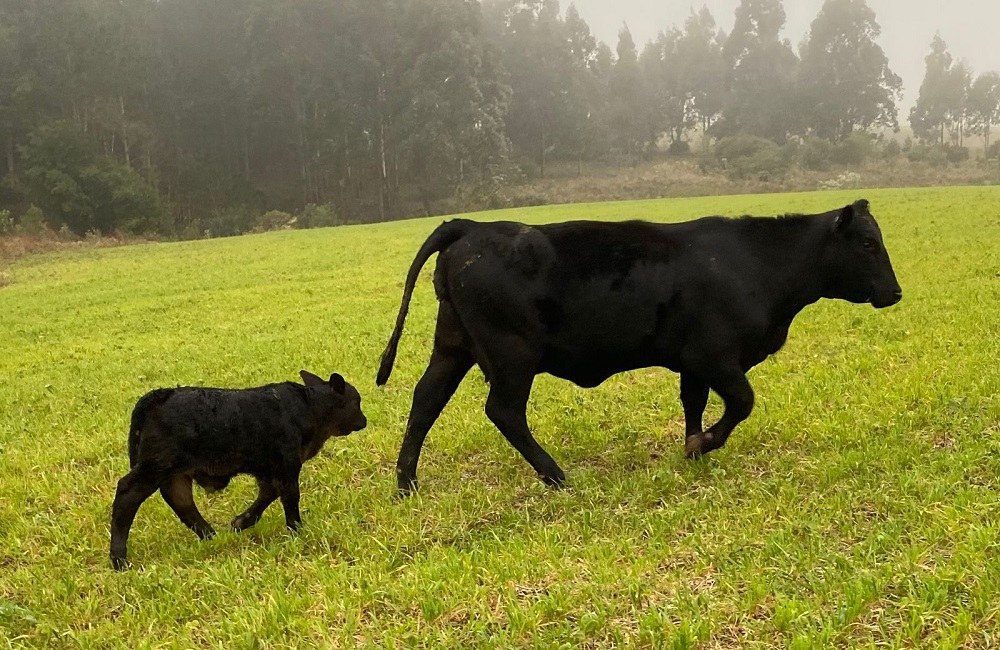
[485,375,566,487]
[685,372,754,458]
[679,372,709,454]
[231,479,278,532]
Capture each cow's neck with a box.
[744,214,829,326]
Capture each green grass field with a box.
[2,186,1000,648]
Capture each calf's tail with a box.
[376,219,474,386]
[127,388,174,468]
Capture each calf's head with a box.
[299,370,368,436]
[820,199,902,309]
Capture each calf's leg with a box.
[685,373,754,458]
[276,468,302,531]
[396,346,473,495]
[160,475,215,540]
[485,375,565,487]
[109,466,161,570]
[232,479,278,532]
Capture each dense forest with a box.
[0,0,997,237]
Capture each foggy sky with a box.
[569,0,1000,109]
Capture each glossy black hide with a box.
[109,371,366,570]
[377,200,901,494]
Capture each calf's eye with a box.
[863,239,878,251]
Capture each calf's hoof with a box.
[196,526,217,540]
[110,554,130,572]
[231,515,255,532]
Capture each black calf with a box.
[110,371,367,570]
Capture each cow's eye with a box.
[863,238,878,251]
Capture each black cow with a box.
[377,200,901,494]
[110,371,367,570]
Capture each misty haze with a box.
[4,1,1000,646]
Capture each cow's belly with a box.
[538,300,682,387]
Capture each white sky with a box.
[569,0,1000,109]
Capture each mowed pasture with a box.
[2,186,1000,648]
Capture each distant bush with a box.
[818,171,863,191]
[667,140,691,156]
[20,121,166,235]
[829,133,873,166]
[800,137,834,171]
[253,210,294,233]
[202,206,256,238]
[986,142,1000,160]
[295,203,341,229]
[711,135,793,181]
[907,143,969,166]
[17,205,49,236]
[881,139,902,160]
[0,209,13,235]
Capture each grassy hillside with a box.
[2,187,999,648]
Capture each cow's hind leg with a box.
[686,373,754,458]
[109,466,161,570]
[485,374,565,487]
[232,479,278,532]
[680,372,709,452]
[160,475,215,540]
[397,302,474,495]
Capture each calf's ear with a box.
[329,373,346,394]
[835,204,854,231]
[300,370,325,387]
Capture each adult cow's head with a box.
[821,199,902,308]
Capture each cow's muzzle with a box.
[872,288,902,309]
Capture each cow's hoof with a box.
[397,476,419,498]
[539,469,567,488]
[110,554,130,572]
[684,433,708,459]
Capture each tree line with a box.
[0,0,997,238]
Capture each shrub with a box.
[818,171,863,191]
[201,206,256,238]
[296,203,341,229]
[667,140,691,156]
[16,205,49,236]
[0,209,13,235]
[712,135,792,181]
[800,137,833,171]
[20,121,166,235]
[829,132,873,166]
[907,143,968,166]
[253,210,294,233]
[882,139,902,160]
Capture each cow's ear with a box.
[300,370,325,387]
[329,373,346,393]
[835,204,854,231]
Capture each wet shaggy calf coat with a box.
[110,371,367,570]
[377,200,902,494]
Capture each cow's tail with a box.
[127,388,174,468]
[376,219,474,386]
